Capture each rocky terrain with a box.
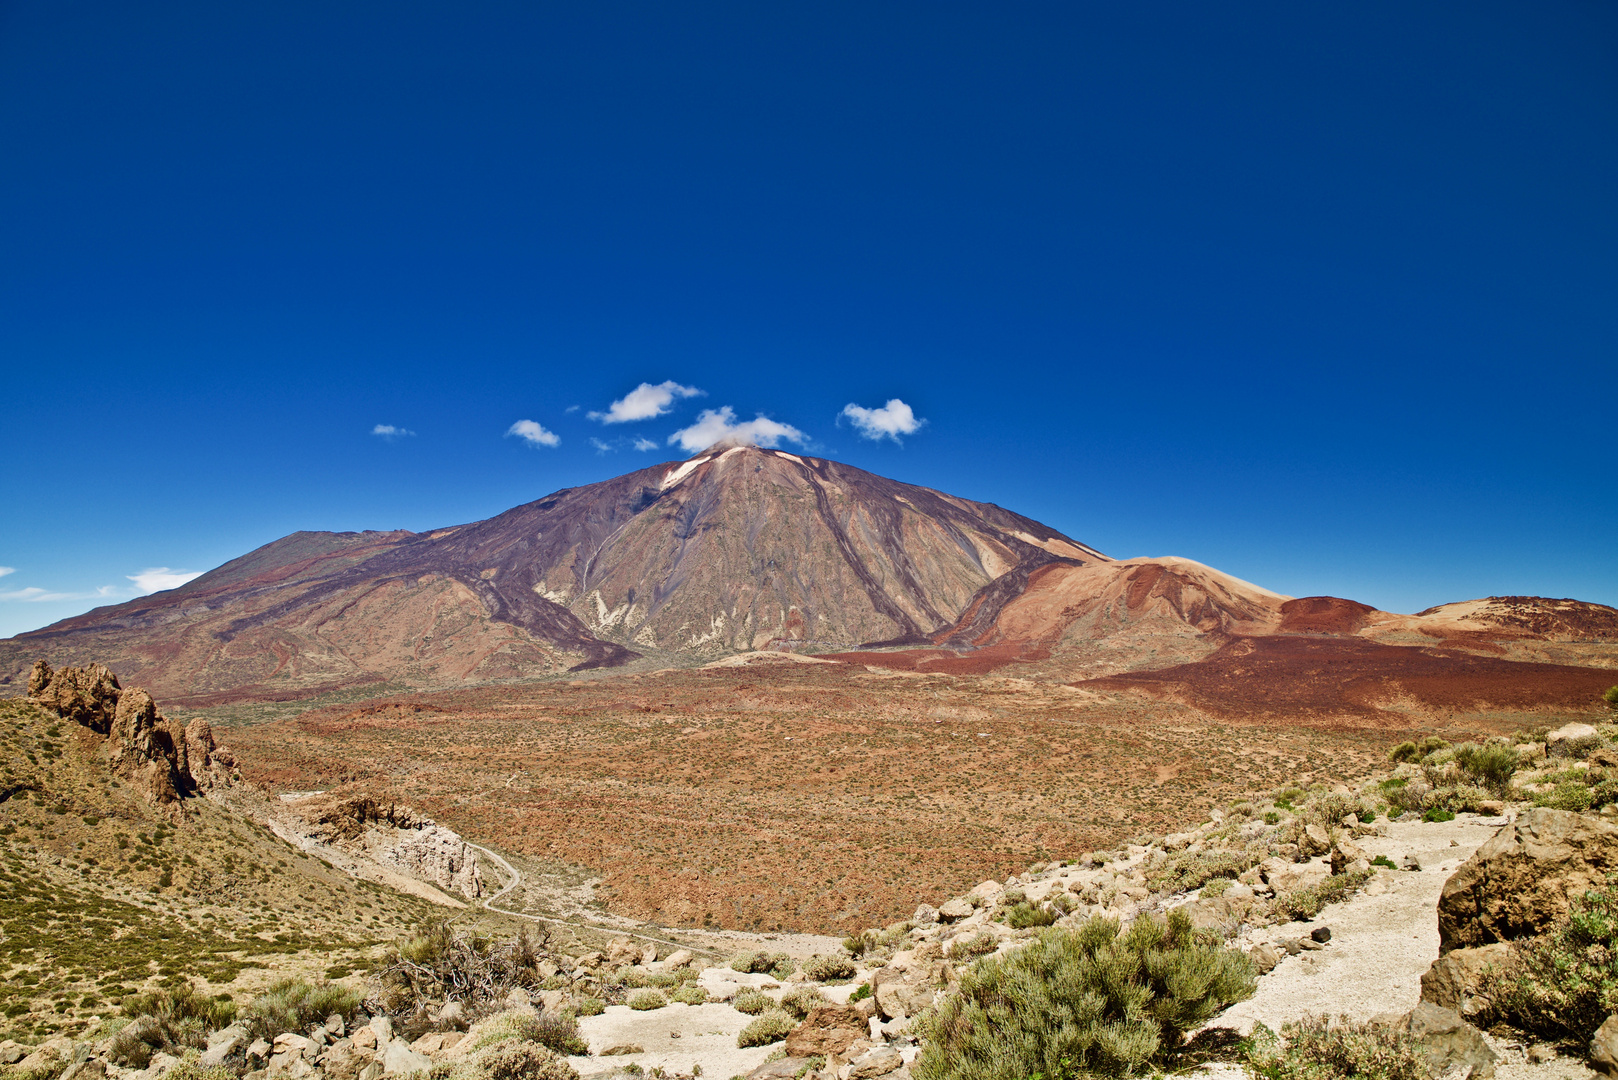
[13,666,1618,1080]
[2,447,1613,712]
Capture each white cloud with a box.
[590,438,614,454]
[841,398,925,443]
[668,407,808,453]
[0,567,13,578]
[590,381,704,424]
[632,437,659,452]
[372,424,415,440]
[506,420,561,448]
[0,584,122,603]
[128,569,203,595]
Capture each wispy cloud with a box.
[590,437,614,454]
[669,407,808,453]
[841,398,925,443]
[0,567,13,578]
[372,424,416,440]
[128,568,204,595]
[590,381,704,424]
[506,420,561,448]
[0,585,121,603]
[632,437,659,452]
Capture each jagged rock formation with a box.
[26,660,235,802]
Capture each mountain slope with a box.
[0,446,1105,701]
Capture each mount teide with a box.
[3,443,1614,707]
[0,445,1109,700]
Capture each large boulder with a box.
[107,687,187,803]
[1438,808,1618,951]
[1420,943,1512,1018]
[1377,1002,1496,1079]
[784,1005,867,1058]
[872,966,942,1020]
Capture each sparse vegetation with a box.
[244,978,361,1040]
[731,987,771,1015]
[626,988,667,1011]
[802,954,856,982]
[1241,1016,1424,1080]
[1485,880,1618,1043]
[779,985,828,1019]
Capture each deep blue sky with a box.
[2,1,1615,637]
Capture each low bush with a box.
[667,984,708,1006]
[1201,878,1232,898]
[1486,880,1618,1043]
[245,978,361,1039]
[779,986,828,1020]
[110,983,238,1067]
[1553,734,1606,760]
[913,912,1255,1080]
[1454,742,1519,794]
[847,984,872,1004]
[1422,807,1456,823]
[573,997,604,1017]
[371,923,548,1031]
[472,1041,578,1080]
[1387,742,1420,764]
[512,1012,588,1055]
[1147,848,1262,893]
[1242,1016,1424,1080]
[1271,869,1374,922]
[1005,903,1058,930]
[1535,782,1598,812]
[728,952,792,978]
[1371,856,1397,870]
[164,1053,235,1080]
[625,989,666,1011]
[946,933,998,960]
[737,1011,796,1048]
[802,954,856,982]
[1417,736,1450,756]
[732,987,771,1015]
[1423,785,1491,815]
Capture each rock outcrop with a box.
[27,660,234,804]
[282,793,483,900]
[1437,807,1618,951]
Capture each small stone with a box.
[1249,943,1281,973]
[1528,1045,1557,1064]
[848,1045,903,1079]
[600,1044,644,1056]
[1310,927,1332,943]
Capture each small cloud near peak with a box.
[506,420,561,448]
[372,424,415,440]
[669,407,808,453]
[129,568,203,595]
[841,398,925,443]
[632,437,659,452]
[590,381,704,424]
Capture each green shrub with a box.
[667,984,708,1006]
[1535,782,1595,812]
[947,932,998,960]
[161,1052,236,1080]
[728,952,791,976]
[626,989,666,1011]
[110,983,238,1067]
[1606,687,1618,711]
[1555,734,1607,760]
[737,1011,796,1048]
[1453,742,1519,794]
[574,996,605,1017]
[472,1041,578,1080]
[1417,736,1450,756]
[802,954,856,982]
[1005,903,1058,930]
[779,986,828,1020]
[510,1012,588,1055]
[1271,869,1374,922]
[1371,855,1397,870]
[1487,880,1618,1042]
[732,987,771,1015]
[1201,878,1232,898]
[645,971,678,989]
[1423,785,1491,815]
[1387,742,1420,764]
[244,979,360,1039]
[1422,807,1456,823]
[1263,811,1281,825]
[913,912,1255,1080]
[1242,1016,1424,1080]
[847,984,872,1004]
[612,965,650,989]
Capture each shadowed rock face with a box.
[0,446,1104,700]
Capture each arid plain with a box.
[211,652,1601,937]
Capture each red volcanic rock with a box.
[1278,596,1378,635]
